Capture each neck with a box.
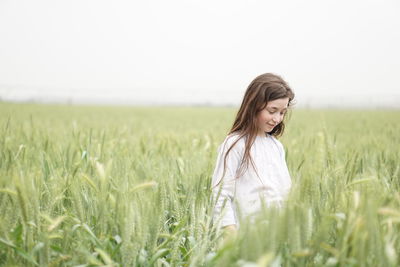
[257,130,266,137]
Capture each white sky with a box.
[0,0,399,107]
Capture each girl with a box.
[211,73,295,233]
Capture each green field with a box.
[0,102,399,266]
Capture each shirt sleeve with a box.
[275,138,292,193]
[280,141,291,178]
[211,136,242,228]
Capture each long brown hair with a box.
[215,73,295,187]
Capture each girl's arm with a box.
[211,136,242,228]
[223,224,237,233]
[272,136,291,180]
[279,140,291,180]
[275,138,292,194]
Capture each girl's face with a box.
[256,97,289,135]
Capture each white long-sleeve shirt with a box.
[211,132,292,228]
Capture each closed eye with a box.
[267,107,287,113]
[268,109,286,115]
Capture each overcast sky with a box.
[0,0,399,107]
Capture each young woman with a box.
[211,73,295,233]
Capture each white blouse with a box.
[211,132,292,228]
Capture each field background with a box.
[0,102,399,266]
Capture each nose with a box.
[272,113,280,123]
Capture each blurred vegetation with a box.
[0,102,399,266]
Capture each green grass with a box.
[0,102,399,266]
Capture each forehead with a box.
[266,98,289,108]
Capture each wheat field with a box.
[0,102,399,266]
